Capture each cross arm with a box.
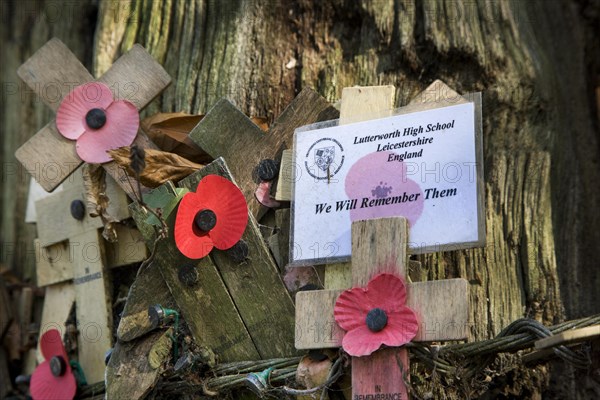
[15,39,171,193]
[17,38,94,112]
[295,278,470,349]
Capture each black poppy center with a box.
[50,355,67,377]
[366,308,388,332]
[194,209,217,232]
[85,108,107,129]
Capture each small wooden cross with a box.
[15,38,171,198]
[295,217,469,398]
[188,88,338,217]
[34,167,145,383]
[130,157,297,361]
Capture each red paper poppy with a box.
[56,82,139,164]
[30,329,77,400]
[174,175,248,259]
[334,273,419,356]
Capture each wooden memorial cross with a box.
[188,88,338,217]
[34,167,140,383]
[15,38,171,198]
[295,217,469,398]
[130,157,299,362]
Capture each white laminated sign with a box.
[291,94,484,266]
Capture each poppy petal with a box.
[366,273,407,313]
[196,175,248,250]
[32,329,77,400]
[30,360,77,400]
[174,193,215,259]
[334,287,371,331]
[384,307,419,346]
[76,100,139,164]
[56,82,114,140]
[40,329,67,361]
[341,325,384,356]
[255,181,281,208]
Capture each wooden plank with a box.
[189,88,338,217]
[268,88,339,147]
[406,79,468,110]
[15,39,170,193]
[274,149,293,201]
[130,201,260,361]
[294,279,469,349]
[325,86,397,289]
[35,177,130,246]
[105,224,148,267]
[96,44,171,109]
[17,38,93,112]
[277,86,392,204]
[35,240,72,287]
[188,99,267,216]
[352,347,409,400]
[36,226,147,287]
[116,256,175,342]
[106,330,166,400]
[179,158,298,358]
[71,228,113,384]
[37,282,75,362]
[15,122,82,192]
[275,208,291,269]
[350,217,409,399]
[350,218,409,286]
[535,325,600,350]
[339,85,395,124]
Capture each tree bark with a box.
[0,0,97,281]
[2,0,598,398]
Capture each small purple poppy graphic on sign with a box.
[345,151,424,227]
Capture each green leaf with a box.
[142,182,189,226]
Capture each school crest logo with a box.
[304,138,345,180]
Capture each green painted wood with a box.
[130,200,259,362]
[116,259,175,342]
[179,158,298,358]
[188,88,338,218]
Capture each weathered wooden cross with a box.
[295,217,469,398]
[122,88,338,364]
[15,38,171,198]
[34,167,146,383]
[189,88,338,217]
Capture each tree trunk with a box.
[2,0,598,398]
[0,0,97,281]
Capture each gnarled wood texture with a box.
[2,0,599,398]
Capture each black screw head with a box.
[178,264,199,287]
[366,308,388,332]
[148,304,165,329]
[257,159,279,181]
[194,209,217,232]
[70,200,86,220]
[85,108,107,129]
[226,240,249,263]
[49,356,67,377]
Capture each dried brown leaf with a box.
[141,112,211,163]
[108,147,204,188]
[82,164,118,242]
[142,113,269,162]
[250,116,269,132]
